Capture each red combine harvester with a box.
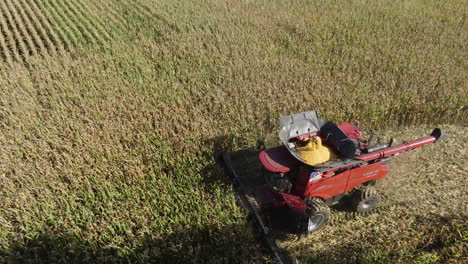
[221,110,448,260]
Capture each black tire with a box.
[304,198,330,233]
[353,186,379,212]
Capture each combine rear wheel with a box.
[304,198,330,234]
[353,186,379,212]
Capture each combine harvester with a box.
[221,110,448,264]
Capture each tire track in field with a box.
[0,0,125,65]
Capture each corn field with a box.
[0,0,466,263]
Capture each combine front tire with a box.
[353,186,379,212]
[304,198,330,233]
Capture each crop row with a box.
[0,0,142,65]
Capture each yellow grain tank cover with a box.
[296,136,338,166]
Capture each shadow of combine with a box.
[1,136,274,264]
[199,135,267,193]
[1,223,263,264]
[131,223,264,264]
[3,213,463,263]
[201,135,300,263]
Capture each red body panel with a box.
[254,184,307,213]
[337,122,362,142]
[302,162,388,199]
[304,170,350,199]
[345,162,389,192]
[278,192,307,213]
[258,146,300,173]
